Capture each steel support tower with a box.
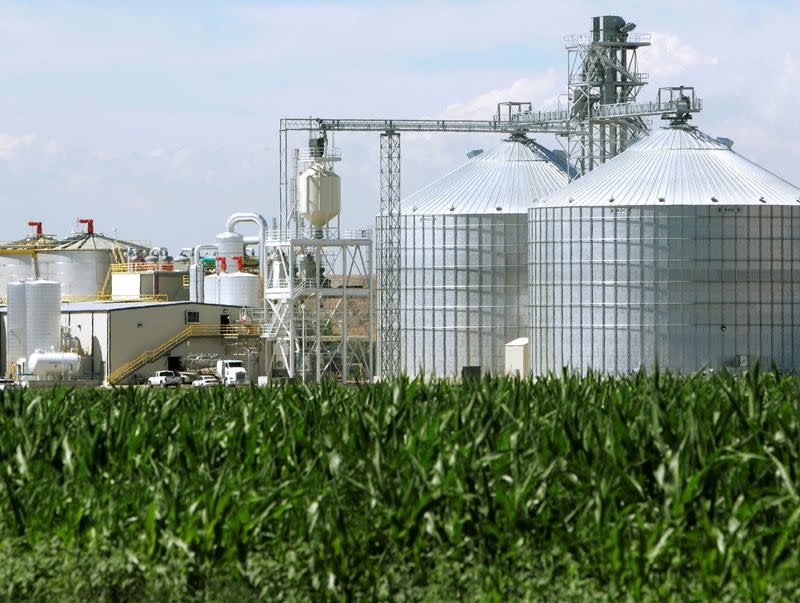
[377,132,401,377]
[566,16,650,172]
[277,15,705,378]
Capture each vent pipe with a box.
[78,218,94,235]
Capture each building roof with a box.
[401,135,569,215]
[539,123,800,208]
[54,232,150,251]
[0,301,237,314]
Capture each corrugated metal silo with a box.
[529,119,800,374]
[383,134,568,377]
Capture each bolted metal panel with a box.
[529,122,800,375]
[387,136,568,378]
[377,132,402,378]
[543,124,800,207]
[529,205,800,374]
[402,137,568,215]
[396,213,530,377]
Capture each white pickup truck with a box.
[148,370,182,387]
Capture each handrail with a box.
[62,294,169,303]
[0,293,169,305]
[110,262,177,273]
[108,323,260,384]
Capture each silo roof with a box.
[55,232,150,250]
[401,136,568,215]
[540,123,800,207]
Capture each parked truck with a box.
[215,360,249,386]
[148,370,182,387]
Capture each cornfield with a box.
[1,369,799,601]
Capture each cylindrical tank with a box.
[0,250,110,297]
[26,280,61,354]
[216,232,244,273]
[380,136,568,378]
[173,253,190,272]
[6,282,27,372]
[217,272,261,307]
[296,164,341,228]
[28,352,80,377]
[204,274,220,304]
[529,122,800,375]
[189,263,204,302]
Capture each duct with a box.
[225,212,267,288]
[191,244,217,302]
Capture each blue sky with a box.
[1,1,798,251]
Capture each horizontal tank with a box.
[28,352,80,377]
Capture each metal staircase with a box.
[108,323,260,384]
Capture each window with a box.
[185,310,200,324]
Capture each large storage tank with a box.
[0,221,149,298]
[5,279,61,375]
[204,274,220,304]
[379,135,569,377]
[6,282,27,369]
[529,119,800,374]
[218,272,261,307]
[26,280,61,354]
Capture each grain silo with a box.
[386,134,569,377]
[528,113,800,374]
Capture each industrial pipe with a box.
[191,243,217,302]
[27,221,43,236]
[225,212,267,285]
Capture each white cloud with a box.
[442,70,562,120]
[0,133,36,159]
[644,33,719,82]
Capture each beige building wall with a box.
[107,303,239,381]
[3,302,260,382]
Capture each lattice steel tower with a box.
[566,16,651,174]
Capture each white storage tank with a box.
[204,274,220,304]
[529,117,800,374]
[6,282,27,372]
[297,163,341,228]
[25,280,61,354]
[216,231,244,273]
[28,352,80,378]
[189,263,205,302]
[379,135,569,377]
[218,272,261,307]
[0,221,152,298]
